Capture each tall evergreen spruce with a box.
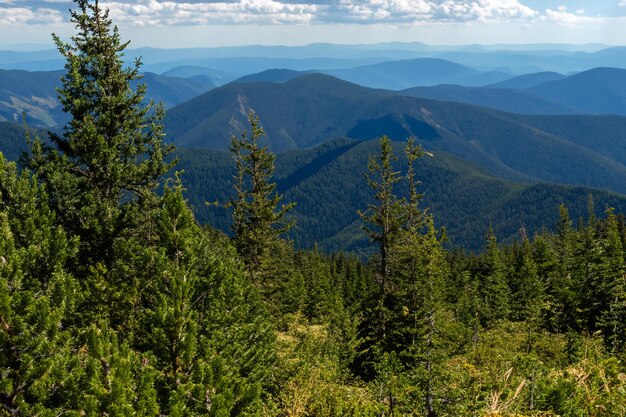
[230,111,295,274]
[357,135,407,362]
[28,0,174,329]
[478,229,511,326]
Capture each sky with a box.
[1,0,626,49]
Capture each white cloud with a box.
[0,0,608,27]
[620,0,626,7]
[544,5,598,25]
[0,6,63,24]
[103,0,320,25]
[96,0,543,26]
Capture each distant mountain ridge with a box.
[0,69,214,127]
[400,84,582,115]
[163,73,626,195]
[488,71,566,89]
[233,69,312,84]
[400,67,626,116]
[322,58,512,89]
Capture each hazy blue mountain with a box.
[403,68,626,116]
[0,49,64,71]
[0,69,213,127]
[435,47,626,74]
[142,56,384,75]
[400,84,581,114]
[488,71,566,89]
[322,58,512,89]
[161,66,240,86]
[175,139,626,252]
[164,74,626,194]
[233,69,311,84]
[528,67,626,115]
[2,43,622,74]
[0,69,65,127]
[133,72,213,108]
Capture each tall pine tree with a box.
[230,111,294,275]
[27,0,174,330]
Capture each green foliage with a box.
[174,139,626,253]
[230,111,295,274]
[4,3,626,416]
[25,0,174,330]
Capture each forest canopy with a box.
[2,1,626,416]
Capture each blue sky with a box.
[1,1,626,48]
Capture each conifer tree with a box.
[395,216,448,417]
[479,229,511,326]
[596,209,626,352]
[0,157,76,416]
[548,204,578,332]
[230,111,294,275]
[359,136,406,289]
[1,154,160,416]
[27,0,174,329]
[142,182,275,415]
[357,136,407,357]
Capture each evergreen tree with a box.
[230,111,294,276]
[142,182,275,415]
[394,216,448,417]
[27,0,174,330]
[0,156,76,416]
[1,155,159,416]
[547,204,577,332]
[478,229,511,326]
[357,135,407,357]
[596,209,626,352]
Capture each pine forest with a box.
[2,1,626,416]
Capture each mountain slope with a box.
[322,58,511,90]
[401,84,581,114]
[0,69,213,127]
[488,71,566,89]
[529,67,626,115]
[164,74,626,194]
[0,69,65,127]
[176,139,626,252]
[233,69,311,84]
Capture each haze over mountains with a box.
[2,41,626,251]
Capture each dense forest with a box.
[2,1,626,416]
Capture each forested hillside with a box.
[3,2,626,417]
[165,75,626,194]
[177,139,626,251]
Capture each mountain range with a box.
[321,58,512,89]
[3,43,624,74]
[164,73,626,194]
[0,69,213,127]
[3,42,626,252]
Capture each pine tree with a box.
[394,216,448,417]
[357,136,407,359]
[141,182,275,415]
[0,156,76,416]
[478,228,511,326]
[27,0,174,330]
[230,111,294,275]
[596,209,626,352]
[548,204,578,332]
[359,136,406,289]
